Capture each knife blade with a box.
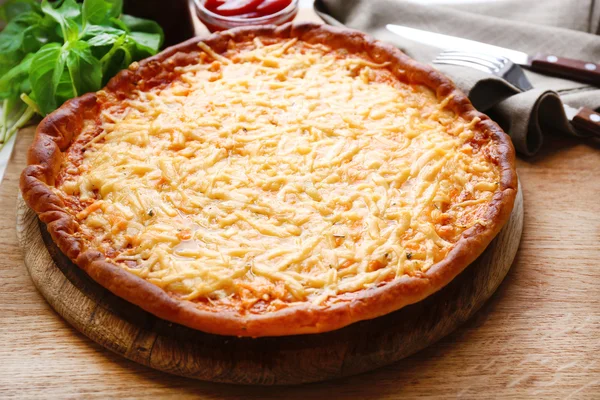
[386,24,600,86]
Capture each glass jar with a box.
[193,0,299,32]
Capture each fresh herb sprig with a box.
[0,0,164,149]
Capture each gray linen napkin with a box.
[314,0,600,155]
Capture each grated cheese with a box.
[57,38,500,312]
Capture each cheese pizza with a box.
[21,23,517,336]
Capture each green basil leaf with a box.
[98,34,124,73]
[41,0,81,43]
[109,16,129,32]
[0,53,33,98]
[66,41,102,96]
[41,0,81,21]
[82,0,110,25]
[0,12,43,54]
[82,0,122,26]
[21,24,58,54]
[38,11,61,32]
[0,0,164,128]
[96,34,132,85]
[83,24,125,37]
[29,42,67,115]
[128,31,162,54]
[64,18,81,43]
[101,47,131,85]
[106,0,123,18]
[0,26,26,55]
[19,75,31,94]
[0,0,40,23]
[55,66,76,104]
[0,10,51,87]
[119,14,164,48]
[119,14,162,34]
[0,52,22,77]
[87,32,121,47]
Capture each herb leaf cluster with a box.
[0,0,164,148]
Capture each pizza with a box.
[21,23,517,337]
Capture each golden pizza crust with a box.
[21,23,517,337]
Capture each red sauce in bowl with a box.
[204,0,293,17]
[194,0,298,32]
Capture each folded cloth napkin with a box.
[314,0,600,155]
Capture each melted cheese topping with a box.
[57,38,500,312]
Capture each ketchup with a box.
[204,0,293,18]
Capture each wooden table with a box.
[2,8,600,399]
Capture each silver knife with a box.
[386,24,600,87]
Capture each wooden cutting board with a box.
[16,188,523,385]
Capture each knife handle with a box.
[571,107,600,138]
[530,54,600,86]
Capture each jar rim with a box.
[193,0,299,23]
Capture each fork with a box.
[433,50,600,138]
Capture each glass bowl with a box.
[193,0,299,32]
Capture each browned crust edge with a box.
[20,22,518,337]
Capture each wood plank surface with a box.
[2,7,600,399]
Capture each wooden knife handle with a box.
[571,107,600,138]
[530,54,600,86]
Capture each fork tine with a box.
[439,50,507,69]
[434,50,533,92]
[432,59,494,73]
[436,53,505,70]
[440,49,508,61]
[434,54,500,71]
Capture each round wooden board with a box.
[16,188,523,385]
